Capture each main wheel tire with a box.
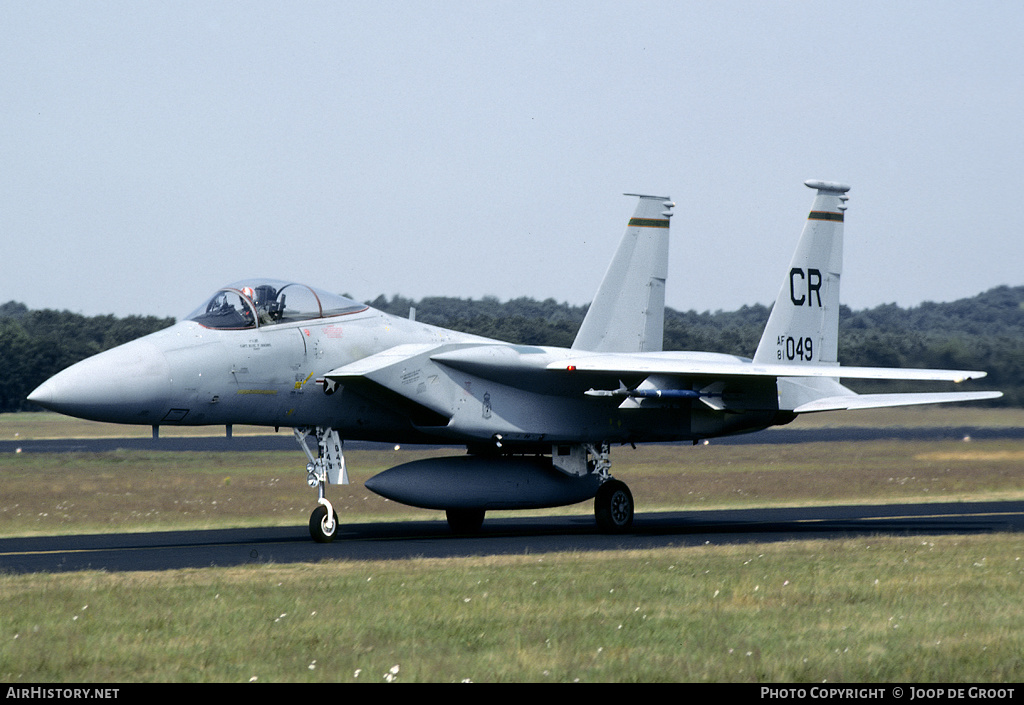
[594,479,634,533]
[309,505,340,543]
[446,508,486,535]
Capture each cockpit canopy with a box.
[186,280,366,330]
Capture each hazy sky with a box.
[3,1,1022,320]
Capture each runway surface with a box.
[3,501,1022,574]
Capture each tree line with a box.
[0,302,176,412]
[3,285,1021,412]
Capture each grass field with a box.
[1,410,1023,682]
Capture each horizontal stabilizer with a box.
[793,391,1003,413]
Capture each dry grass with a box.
[2,439,1024,536]
[1,412,278,441]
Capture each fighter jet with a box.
[28,181,1002,541]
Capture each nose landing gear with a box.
[309,504,340,543]
[295,427,347,543]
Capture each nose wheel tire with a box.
[594,479,634,533]
[309,505,340,543]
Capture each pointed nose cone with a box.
[28,339,172,424]
[25,380,56,407]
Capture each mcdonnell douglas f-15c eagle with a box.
[28,180,1002,541]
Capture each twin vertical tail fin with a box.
[755,180,1001,412]
[753,180,850,366]
[569,181,999,414]
[572,194,675,352]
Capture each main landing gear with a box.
[294,427,347,543]
[439,442,635,536]
[594,478,634,533]
[587,443,634,534]
[442,490,634,536]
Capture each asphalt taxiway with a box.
[3,500,1023,574]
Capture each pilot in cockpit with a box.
[243,284,285,325]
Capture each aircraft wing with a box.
[324,343,1000,423]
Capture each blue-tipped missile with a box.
[585,387,702,399]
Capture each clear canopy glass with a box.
[186,280,365,329]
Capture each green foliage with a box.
[370,294,585,347]
[5,285,1022,412]
[0,304,175,412]
[837,287,1024,405]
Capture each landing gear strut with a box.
[295,427,347,543]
